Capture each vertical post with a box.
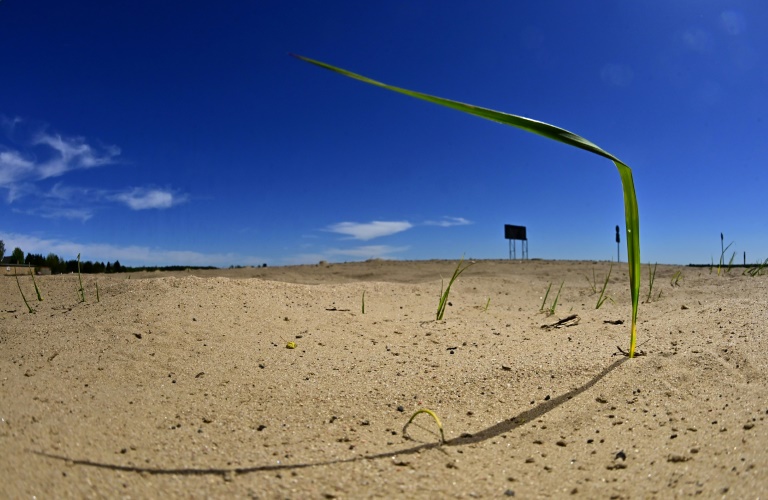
[615,225,621,263]
[508,239,512,260]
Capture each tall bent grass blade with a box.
[403,408,445,445]
[295,54,641,357]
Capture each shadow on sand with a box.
[34,357,628,477]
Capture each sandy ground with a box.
[1,259,766,499]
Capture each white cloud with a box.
[1,117,188,218]
[326,220,413,240]
[32,133,120,178]
[424,216,472,227]
[113,187,188,210]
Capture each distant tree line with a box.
[1,241,218,274]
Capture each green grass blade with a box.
[539,282,552,313]
[436,256,474,320]
[295,55,641,357]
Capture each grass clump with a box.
[296,54,642,357]
[436,256,475,320]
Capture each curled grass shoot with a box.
[595,263,613,309]
[14,269,34,314]
[295,54,641,357]
[76,253,85,303]
[403,408,445,445]
[30,268,43,301]
[645,262,658,303]
[436,256,474,320]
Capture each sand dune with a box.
[1,259,766,498]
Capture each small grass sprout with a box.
[403,408,445,445]
[539,282,552,313]
[484,297,491,311]
[76,253,85,302]
[670,270,683,287]
[361,290,365,314]
[595,263,613,310]
[14,268,34,314]
[718,234,733,276]
[436,256,475,320]
[96,281,100,303]
[30,268,43,301]
[586,268,599,294]
[725,251,736,274]
[744,258,768,277]
[296,54,642,357]
[645,262,658,303]
[541,281,564,316]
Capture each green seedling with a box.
[726,251,736,274]
[403,408,445,445]
[29,268,43,301]
[436,256,475,320]
[717,234,733,276]
[96,281,100,303]
[549,281,564,316]
[744,258,768,277]
[670,270,683,287]
[595,263,613,309]
[361,290,365,314]
[645,262,658,303]
[14,269,34,314]
[541,281,564,316]
[484,297,491,311]
[586,268,598,294]
[296,55,641,357]
[539,282,552,313]
[76,253,85,302]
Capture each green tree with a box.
[11,247,24,264]
[0,240,5,261]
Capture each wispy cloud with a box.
[326,220,413,240]
[0,231,265,267]
[0,117,188,218]
[112,187,188,210]
[424,216,472,227]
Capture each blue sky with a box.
[1,1,766,267]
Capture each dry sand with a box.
[1,259,766,498]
